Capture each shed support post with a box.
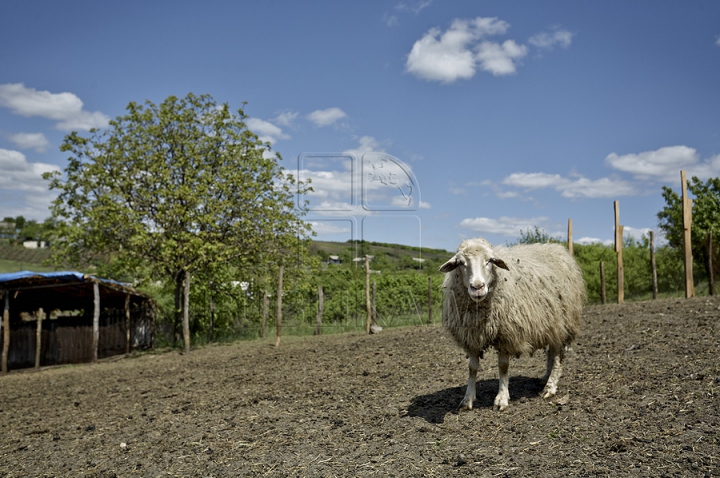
[35,308,44,369]
[2,291,9,373]
[125,294,131,355]
[92,281,100,363]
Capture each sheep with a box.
[439,237,585,411]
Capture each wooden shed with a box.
[0,271,155,372]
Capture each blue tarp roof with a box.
[0,270,86,284]
[0,270,138,295]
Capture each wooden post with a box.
[1,292,8,373]
[315,285,323,335]
[125,294,131,354]
[183,272,191,354]
[261,290,268,338]
[92,281,100,362]
[428,276,432,325]
[372,281,377,327]
[275,265,283,347]
[365,256,371,334]
[208,294,215,343]
[35,308,44,369]
[681,170,695,298]
[708,230,714,296]
[567,218,574,257]
[650,231,658,300]
[600,261,606,305]
[614,201,624,304]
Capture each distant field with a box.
[0,244,56,274]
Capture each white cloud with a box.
[0,148,59,220]
[308,221,352,235]
[8,132,50,153]
[0,83,109,131]
[246,118,289,144]
[0,149,59,191]
[342,136,385,157]
[395,0,432,15]
[716,35,720,47]
[459,215,555,237]
[605,145,720,182]
[475,40,527,76]
[576,236,608,245]
[406,17,525,83]
[307,107,347,127]
[529,27,574,50]
[273,110,298,127]
[502,172,636,198]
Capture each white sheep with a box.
[439,237,585,411]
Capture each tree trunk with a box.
[261,290,268,339]
[209,294,215,343]
[174,271,184,346]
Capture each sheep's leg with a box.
[541,345,564,398]
[540,347,553,385]
[493,351,510,411]
[459,355,480,410]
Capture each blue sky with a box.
[1,1,719,253]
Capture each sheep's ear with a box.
[439,255,460,273]
[490,257,509,271]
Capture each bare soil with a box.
[1,296,719,477]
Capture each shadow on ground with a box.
[407,376,545,423]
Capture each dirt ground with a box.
[1,295,719,477]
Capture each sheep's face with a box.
[439,239,509,302]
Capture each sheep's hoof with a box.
[458,398,474,411]
[493,396,509,411]
[540,387,557,399]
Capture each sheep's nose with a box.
[470,282,486,292]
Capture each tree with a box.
[512,226,561,245]
[45,93,311,353]
[658,176,720,281]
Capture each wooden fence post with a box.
[600,261,606,305]
[261,291,268,339]
[650,231,658,300]
[681,170,695,298]
[568,218,573,257]
[183,272,191,354]
[275,265,284,347]
[709,230,714,296]
[92,281,100,362]
[614,201,624,304]
[2,292,8,373]
[365,256,371,334]
[35,308,44,368]
[428,276,432,325]
[372,280,377,327]
[316,285,323,335]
